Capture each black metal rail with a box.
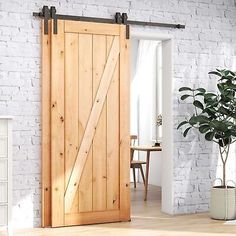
[33,6,185,38]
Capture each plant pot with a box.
[210,186,236,220]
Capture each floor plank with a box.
[13,184,236,236]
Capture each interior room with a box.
[1,1,236,236]
[130,37,163,204]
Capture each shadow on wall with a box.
[173,124,219,214]
[173,39,236,214]
[11,108,41,228]
[174,76,236,213]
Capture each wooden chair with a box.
[130,135,146,188]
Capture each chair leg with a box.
[140,165,145,186]
[132,167,136,188]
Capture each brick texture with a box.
[0,0,236,228]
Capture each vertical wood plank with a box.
[92,35,107,211]
[64,36,120,212]
[106,36,120,210]
[65,33,79,213]
[119,25,131,221]
[41,19,51,227]
[51,20,65,227]
[78,34,93,213]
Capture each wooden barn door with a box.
[42,19,130,227]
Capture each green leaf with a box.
[222,70,234,77]
[194,115,209,124]
[195,92,204,96]
[205,132,214,141]
[229,129,236,137]
[199,125,211,133]
[189,116,198,125]
[215,133,222,139]
[196,88,206,93]
[218,106,230,116]
[179,87,192,92]
[209,120,229,132]
[204,93,217,99]
[219,138,232,147]
[217,83,224,93]
[209,71,222,77]
[220,75,235,81]
[180,95,192,100]
[183,127,192,137]
[177,121,188,129]
[193,100,204,110]
[203,108,217,118]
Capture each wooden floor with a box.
[13,184,236,236]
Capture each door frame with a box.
[130,29,174,214]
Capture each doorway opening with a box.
[130,30,174,215]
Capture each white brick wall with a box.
[0,0,236,228]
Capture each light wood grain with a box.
[119,25,131,222]
[106,36,120,210]
[78,34,93,213]
[131,146,162,151]
[65,33,79,213]
[65,21,120,35]
[41,20,131,226]
[65,211,120,226]
[51,19,65,227]
[65,36,120,212]
[92,34,107,212]
[14,185,236,236]
[41,19,51,227]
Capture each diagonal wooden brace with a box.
[64,36,120,213]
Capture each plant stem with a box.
[223,161,226,187]
[219,144,230,187]
[192,90,198,116]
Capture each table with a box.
[130,145,162,201]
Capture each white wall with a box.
[0,0,236,228]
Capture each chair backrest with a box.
[130,135,138,162]
[130,135,138,146]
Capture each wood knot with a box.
[60,152,63,156]
[45,187,48,191]
[60,116,64,122]
[126,183,129,187]
[74,182,77,186]
[113,199,116,204]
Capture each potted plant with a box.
[177,69,236,220]
[154,114,162,147]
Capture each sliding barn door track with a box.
[33,5,185,39]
